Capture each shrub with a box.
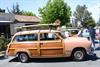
[0,37,10,51]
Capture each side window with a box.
[57,32,65,38]
[13,34,38,42]
[40,33,60,41]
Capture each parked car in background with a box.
[77,28,90,40]
[6,30,93,63]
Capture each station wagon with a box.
[6,30,93,63]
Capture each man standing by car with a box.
[88,27,96,50]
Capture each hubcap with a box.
[74,51,84,60]
[20,53,28,62]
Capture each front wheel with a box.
[18,53,29,63]
[72,49,86,61]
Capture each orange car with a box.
[6,30,93,62]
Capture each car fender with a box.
[63,37,91,56]
[15,49,31,57]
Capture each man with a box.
[88,27,96,49]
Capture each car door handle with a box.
[40,43,43,45]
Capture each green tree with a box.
[22,11,36,16]
[84,17,96,27]
[0,8,5,13]
[74,5,95,27]
[39,0,71,26]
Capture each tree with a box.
[74,5,96,27]
[21,11,36,16]
[12,3,22,14]
[84,17,96,27]
[39,0,71,26]
[7,3,36,16]
[7,3,22,15]
[0,8,5,13]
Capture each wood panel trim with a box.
[9,48,38,50]
[55,33,65,55]
[40,47,63,50]
[40,54,63,57]
[38,32,41,55]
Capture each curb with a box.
[0,54,4,58]
[0,51,5,59]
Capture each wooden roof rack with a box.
[16,24,60,31]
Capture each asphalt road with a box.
[0,45,100,67]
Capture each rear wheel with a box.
[18,53,29,63]
[72,49,86,61]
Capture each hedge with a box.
[0,37,10,51]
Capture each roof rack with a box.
[16,24,60,31]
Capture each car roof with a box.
[14,30,60,36]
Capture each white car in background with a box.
[77,28,90,39]
[82,28,99,43]
[82,29,90,39]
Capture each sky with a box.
[0,0,100,22]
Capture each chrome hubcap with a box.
[74,51,84,60]
[20,53,27,62]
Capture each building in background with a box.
[0,13,40,38]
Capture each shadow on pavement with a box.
[86,53,100,61]
[29,57,73,63]
[9,57,19,62]
[9,57,73,63]
[9,53,100,63]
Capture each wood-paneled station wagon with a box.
[6,24,94,63]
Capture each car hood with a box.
[64,37,89,42]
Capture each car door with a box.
[39,32,64,57]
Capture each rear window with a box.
[13,34,38,42]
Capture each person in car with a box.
[60,30,70,38]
